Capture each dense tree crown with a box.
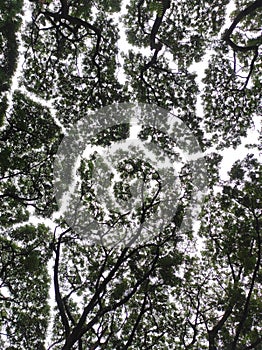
[0,0,261,349]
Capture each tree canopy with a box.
[0,0,261,349]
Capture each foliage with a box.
[0,0,23,125]
[0,224,51,349]
[0,0,261,349]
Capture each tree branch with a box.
[54,229,72,337]
[223,0,262,52]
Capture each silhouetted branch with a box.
[223,0,262,52]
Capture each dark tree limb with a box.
[61,247,129,349]
[53,229,72,337]
[61,245,161,350]
[140,0,170,75]
[137,0,147,34]
[223,0,262,52]
[124,283,149,349]
[150,0,171,51]
[231,215,261,349]
[241,47,258,90]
